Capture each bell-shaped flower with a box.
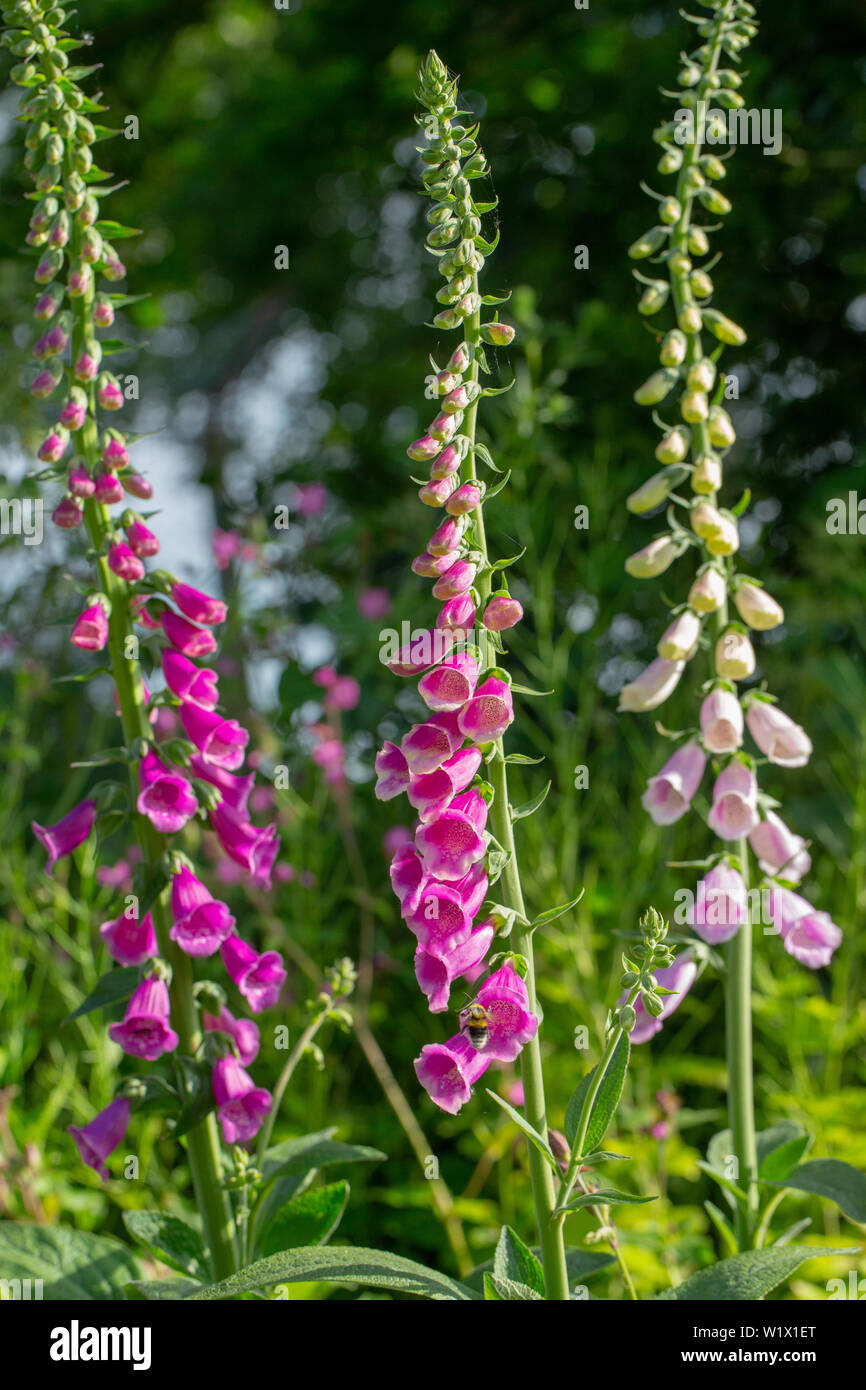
[407,747,482,822]
[68,1097,131,1180]
[203,1006,260,1067]
[630,954,697,1045]
[161,609,218,657]
[70,602,108,651]
[745,700,812,768]
[401,710,463,776]
[414,1033,491,1114]
[707,760,759,840]
[170,582,227,626]
[688,863,748,944]
[418,653,479,713]
[179,703,248,770]
[641,740,705,826]
[749,811,810,883]
[220,935,286,1012]
[700,688,743,754]
[32,798,97,874]
[100,909,157,966]
[618,657,685,712]
[108,976,179,1061]
[136,748,198,834]
[415,806,486,882]
[404,881,474,958]
[415,918,496,1013]
[169,865,235,957]
[474,964,540,1062]
[374,741,411,800]
[210,804,280,890]
[212,1056,271,1144]
[189,755,255,816]
[768,887,842,969]
[162,650,219,711]
[457,676,514,743]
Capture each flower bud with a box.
[638,280,669,315]
[715,629,755,680]
[31,361,62,397]
[419,475,458,508]
[101,242,126,282]
[447,343,471,374]
[96,372,124,410]
[659,330,687,367]
[74,342,102,382]
[109,542,145,582]
[688,566,726,613]
[708,405,736,449]
[38,426,69,463]
[701,308,747,346]
[686,358,716,393]
[658,609,701,660]
[34,246,64,284]
[428,515,465,555]
[698,186,732,216]
[687,227,709,256]
[691,453,722,494]
[60,387,88,430]
[122,473,154,500]
[689,269,713,298]
[618,657,685,712]
[94,472,124,505]
[701,154,727,180]
[626,464,689,514]
[445,482,482,515]
[102,435,130,469]
[407,433,440,463]
[68,463,95,498]
[680,389,708,423]
[483,593,523,631]
[733,581,784,630]
[655,427,690,464]
[633,367,679,406]
[658,197,681,225]
[52,494,83,529]
[625,536,680,579]
[479,321,516,347]
[628,225,668,259]
[657,147,683,175]
[429,410,460,443]
[93,293,115,327]
[677,304,702,334]
[34,286,63,320]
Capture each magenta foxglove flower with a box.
[100,909,157,966]
[101,436,129,469]
[67,465,95,497]
[52,495,83,529]
[768,888,842,969]
[212,1056,272,1145]
[179,703,249,770]
[618,657,685,712]
[136,748,198,833]
[161,609,218,657]
[687,864,748,945]
[641,740,705,826]
[436,593,476,636]
[414,1033,491,1114]
[68,1097,131,1180]
[162,650,219,710]
[32,798,97,874]
[61,394,88,429]
[169,865,235,957]
[474,964,539,1061]
[122,473,153,500]
[189,755,255,815]
[108,542,145,582]
[96,373,124,410]
[745,700,813,769]
[70,602,108,651]
[749,811,810,883]
[407,747,482,822]
[384,628,455,677]
[483,594,523,631]
[404,880,475,958]
[108,976,179,1061]
[457,676,514,743]
[700,688,744,755]
[401,710,463,776]
[415,806,487,882]
[707,761,759,841]
[418,653,479,713]
[170,582,227,626]
[432,558,477,601]
[415,918,496,1013]
[93,471,124,504]
[389,843,426,916]
[374,741,411,801]
[210,804,280,889]
[203,1006,260,1067]
[630,954,697,1046]
[125,520,160,557]
[220,935,286,1012]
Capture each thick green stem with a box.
[727,837,758,1248]
[463,291,568,1301]
[70,235,236,1280]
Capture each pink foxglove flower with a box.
[414,919,496,1013]
[618,657,685,712]
[406,748,482,823]
[415,807,487,883]
[700,688,744,755]
[220,935,286,1013]
[169,866,235,957]
[687,864,748,946]
[744,699,813,769]
[457,676,514,743]
[162,650,219,710]
[374,742,411,801]
[170,582,227,626]
[70,602,108,651]
[210,805,280,889]
[161,609,218,657]
[473,964,540,1062]
[768,889,842,970]
[641,741,705,826]
[100,910,157,967]
[629,955,697,1046]
[483,594,523,631]
[32,798,97,874]
[417,653,479,713]
[707,762,759,841]
[136,748,198,833]
[68,1097,131,1180]
[212,1056,272,1145]
[203,1006,260,1067]
[108,542,145,582]
[414,1033,491,1115]
[749,811,811,883]
[108,976,179,1061]
[189,755,255,815]
[179,703,248,770]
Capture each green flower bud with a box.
[628,225,668,259]
[707,405,736,449]
[655,426,690,464]
[678,63,701,86]
[658,196,682,225]
[620,1004,637,1032]
[680,389,709,423]
[701,307,747,346]
[626,464,690,513]
[479,321,516,347]
[698,186,732,216]
[638,280,669,316]
[686,358,716,393]
[678,304,702,335]
[687,226,710,256]
[700,154,727,180]
[715,89,745,110]
[659,329,687,367]
[657,147,683,175]
[691,452,722,494]
[689,269,713,298]
[682,166,705,195]
[633,367,680,406]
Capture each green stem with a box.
[461,289,569,1301]
[69,229,236,1280]
[254,1005,332,1166]
[727,837,758,1249]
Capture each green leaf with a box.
[655,1246,858,1301]
[170,1057,217,1141]
[122,1211,207,1279]
[483,1272,543,1300]
[259,1134,385,1187]
[777,1160,866,1224]
[465,1247,612,1295]
[510,781,551,823]
[565,1033,630,1151]
[490,546,526,572]
[0,1223,140,1300]
[756,1121,809,1170]
[503,753,545,766]
[510,683,554,697]
[759,1135,812,1183]
[556,1187,655,1215]
[124,1277,200,1300]
[96,219,141,240]
[581,1150,632,1166]
[703,1201,738,1257]
[186,1246,477,1301]
[493,1226,545,1296]
[258,1181,349,1258]
[480,290,512,305]
[527,891,585,933]
[484,1090,559,1170]
[98,338,137,357]
[62,966,139,1024]
[696,1159,748,1203]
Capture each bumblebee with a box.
[459,1001,490,1051]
